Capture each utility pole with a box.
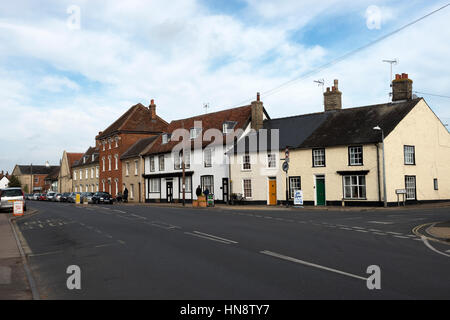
[30,163,33,194]
[373,126,387,207]
[182,150,186,207]
[281,147,290,207]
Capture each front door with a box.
[268,178,277,205]
[166,181,173,203]
[222,178,229,203]
[316,176,325,206]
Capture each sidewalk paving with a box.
[427,221,450,241]
[0,213,32,300]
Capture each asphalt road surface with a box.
[16,201,450,299]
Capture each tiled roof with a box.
[143,105,253,156]
[96,103,168,140]
[67,153,84,169]
[121,136,158,160]
[16,165,60,175]
[72,147,99,168]
[233,98,421,153]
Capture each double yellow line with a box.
[412,222,450,246]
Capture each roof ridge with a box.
[169,104,251,123]
[118,103,144,131]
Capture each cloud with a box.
[0,0,449,172]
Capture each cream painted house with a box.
[58,151,84,193]
[230,75,450,206]
[72,147,100,193]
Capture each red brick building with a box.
[96,100,168,196]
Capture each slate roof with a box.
[143,104,261,156]
[72,147,99,168]
[44,166,61,181]
[233,98,421,153]
[121,136,159,160]
[16,165,60,175]
[96,103,168,140]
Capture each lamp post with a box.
[373,126,387,207]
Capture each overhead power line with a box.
[414,91,450,99]
[229,3,450,108]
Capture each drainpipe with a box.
[376,143,381,203]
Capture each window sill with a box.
[342,198,367,201]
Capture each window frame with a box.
[312,148,326,167]
[289,176,301,199]
[159,155,165,171]
[204,148,212,167]
[242,154,251,171]
[404,145,416,165]
[342,175,367,199]
[405,175,416,200]
[348,146,363,166]
[200,175,214,195]
[267,153,276,168]
[434,178,438,190]
[243,179,252,198]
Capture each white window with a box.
[126,162,130,176]
[150,157,155,172]
[79,185,83,192]
[349,146,363,165]
[267,153,276,168]
[313,148,325,167]
[404,146,415,165]
[149,178,160,193]
[190,128,202,139]
[115,137,118,148]
[96,166,99,178]
[289,176,301,199]
[96,183,99,192]
[135,160,138,175]
[102,142,105,151]
[79,169,83,180]
[242,154,251,170]
[108,156,111,171]
[159,155,165,171]
[181,176,192,193]
[162,134,169,144]
[102,180,105,192]
[85,168,89,179]
[74,171,77,180]
[114,154,118,170]
[91,168,94,179]
[405,176,416,200]
[92,154,95,162]
[343,175,366,199]
[204,148,212,167]
[108,140,111,149]
[222,121,236,134]
[102,157,105,172]
[75,186,78,192]
[243,179,252,198]
[130,184,134,199]
[114,179,118,196]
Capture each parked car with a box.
[67,192,82,203]
[46,191,57,201]
[60,193,70,202]
[39,194,47,201]
[91,192,113,204]
[81,192,94,204]
[0,188,27,211]
[25,194,33,200]
[54,193,62,202]
[32,193,40,200]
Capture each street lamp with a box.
[373,126,387,207]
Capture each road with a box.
[15,201,450,299]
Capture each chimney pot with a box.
[149,99,157,120]
[256,92,260,102]
[326,87,330,92]
[334,79,338,89]
[395,74,401,80]
[324,79,342,111]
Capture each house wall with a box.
[122,156,145,203]
[0,177,10,189]
[58,152,73,193]
[72,162,99,193]
[384,99,450,202]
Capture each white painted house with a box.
[0,174,10,189]
[142,95,269,203]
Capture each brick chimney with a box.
[324,79,342,111]
[149,99,157,120]
[392,73,413,101]
[251,92,264,130]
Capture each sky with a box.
[0,0,449,172]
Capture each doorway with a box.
[222,178,229,203]
[315,175,325,206]
[268,178,277,205]
[166,181,173,203]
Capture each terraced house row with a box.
[51,73,449,206]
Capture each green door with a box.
[316,177,325,206]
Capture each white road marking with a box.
[446,250,450,253]
[29,250,63,257]
[193,231,238,244]
[369,221,394,225]
[114,210,126,213]
[393,235,410,239]
[95,243,115,248]
[421,237,450,258]
[117,240,125,245]
[130,214,146,219]
[351,226,366,230]
[260,250,367,281]
[373,232,387,236]
[369,229,381,232]
[386,232,403,235]
[184,232,233,244]
[354,230,368,233]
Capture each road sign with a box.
[76,194,81,204]
[13,201,24,216]
[282,161,289,172]
[294,190,303,206]
[285,147,289,159]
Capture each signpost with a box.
[283,147,290,207]
[395,189,406,206]
[13,201,24,216]
[207,194,215,207]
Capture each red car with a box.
[39,194,47,201]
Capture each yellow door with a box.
[268,179,277,205]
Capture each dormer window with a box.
[190,128,202,139]
[83,156,86,164]
[92,154,95,161]
[223,121,237,134]
[162,133,170,144]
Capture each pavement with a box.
[12,200,450,299]
[0,212,32,300]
